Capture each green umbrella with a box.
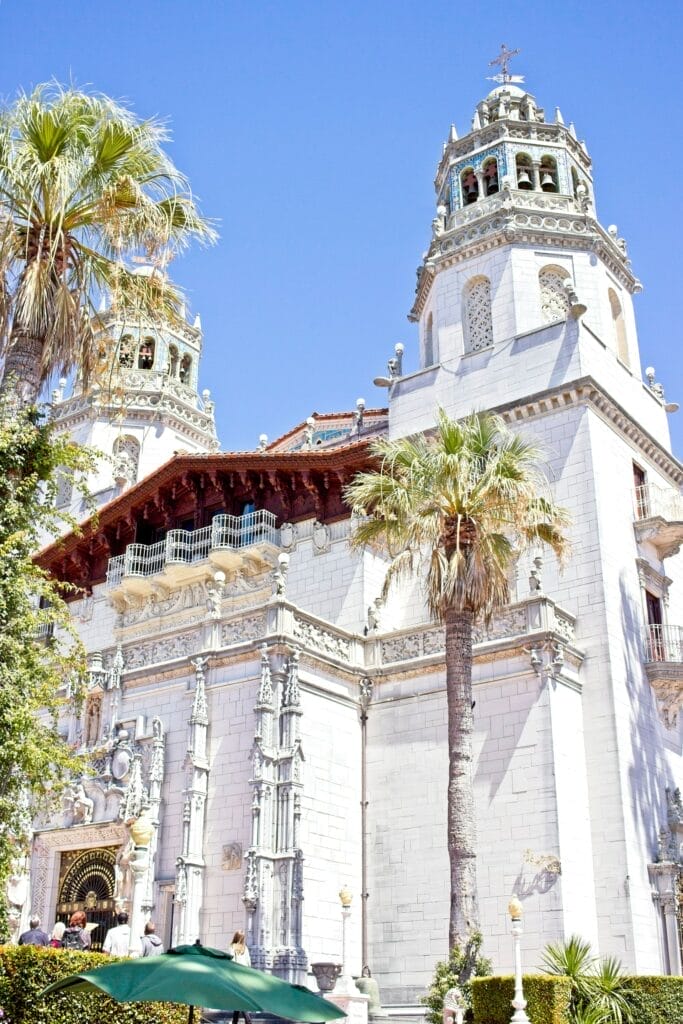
[41,942,346,1024]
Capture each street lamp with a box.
[337,886,354,994]
[508,898,530,1024]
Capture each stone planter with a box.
[311,962,342,993]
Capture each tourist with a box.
[49,921,66,947]
[229,931,252,1024]
[141,920,164,956]
[61,911,91,950]
[103,911,131,956]
[18,915,49,946]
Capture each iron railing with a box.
[106,510,279,587]
[643,624,683,664]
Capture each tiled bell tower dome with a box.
[50,265,219,513]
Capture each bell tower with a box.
[393,55,672,453]
[389,55,683,972]
[50,266,219,512]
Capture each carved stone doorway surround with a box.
[31,821,128,931]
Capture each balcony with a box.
[106,510,280,597]
[642,624,683,728]
[634,483,683,559]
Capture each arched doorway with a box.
[56,847,118,951]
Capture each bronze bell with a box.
[517,168,532,188]
[541,171,556,191]
[466,181,477,196]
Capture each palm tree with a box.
[345,409,569,952]
[0,83,215,405]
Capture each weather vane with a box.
[487,44,525,86]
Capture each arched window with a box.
[609,288,629,366]
[539,266,570,323]
[463,276,493,353]
[424,313,435,367]
[461,167,478,205]
[516,153,533,190]
[483,158,499,196]
[540,155,558,193]
[55,468,73,509]
[167,344,179,377]
[113,435,141,486]
[138,336,155,369]
[118,334,135,368]
[179,353,192,384]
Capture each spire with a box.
[555,107,564,125]
[448,123,458,143]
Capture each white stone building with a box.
[23,71,683,1006]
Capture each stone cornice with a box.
[493,376,683,485]
[409,198,637,321]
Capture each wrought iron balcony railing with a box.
[643,624,683,664]
[106,510,279,588]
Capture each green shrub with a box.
[0,945,187,1024]
[421,933,493,1024]
[620,976,683,1024]
[470,974,572,1024]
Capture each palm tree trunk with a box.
[0,325,44,407]
[444,605,480,951]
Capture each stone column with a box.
[650,861,682,974]
[531,161,541,192]
[128,814,154,956]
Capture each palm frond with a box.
[345,409,570,623]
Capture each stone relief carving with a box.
[381,606,530,663]
[221,614,266,646]
[124,631,198,670]
[222,842,243,870]
[312,521,331,555]
[280,523,297,551]
[293,617,351,661]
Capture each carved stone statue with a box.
[72,782,94,825]
[115,837,135,906]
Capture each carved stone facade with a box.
[26,70,683,996]
[244,647,307,982]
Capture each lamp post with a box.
[508,898,530,1024]
[337,885,354,995]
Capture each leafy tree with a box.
[421,933,492,1023]
[0,82,216,405]
[0,402,96,936]
[345,409,569,952]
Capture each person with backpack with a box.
[61,911,91,950]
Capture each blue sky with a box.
[2,0,682,453]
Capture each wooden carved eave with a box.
[37,442,375,592]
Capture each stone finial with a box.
[448,123,458,143]
[554,107,564,125]
[193,313,202,330]
[354,397,365,433]
[258,433,268,452]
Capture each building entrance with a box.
[56,847,118,952]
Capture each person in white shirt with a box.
[103,911,132,956]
